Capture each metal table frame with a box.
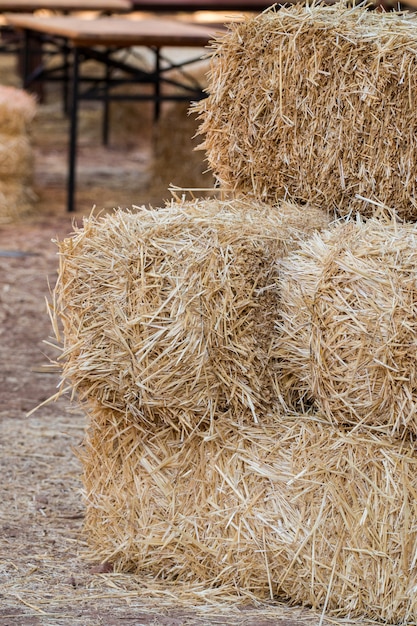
[7,15,221,212]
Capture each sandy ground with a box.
[0,37,373,626]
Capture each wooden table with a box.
[5,13,221,212]
[0,1,133,100]
[0,0,132,12]
[6,13,220,45]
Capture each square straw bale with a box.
[0,180,37,224]
[276,215,417,438]
[147,101,215,205]
[0,86,37,136]
[52,197,330,432]
[195,3,417,220]
[278,416,417,623]
[80,408,417,623]
[0,134,33,180]
[80,405,299,596]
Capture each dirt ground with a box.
[0,42,373,626]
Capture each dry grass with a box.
[276,215,417,438]
[195,2,417,220]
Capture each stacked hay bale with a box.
[147,102,215,206]
[272,217,417,622]
[194,4,417,621]
[276,216,417,436]
[51,3,417,624]
[195,3,417,220]
[278,416,417,623]
[0,86,36,223]
[53,196,329,590]
[80,410,300,593]
[54,198,329,433]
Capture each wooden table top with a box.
[4,13,224,47]
[0,0,132,11]
[131,0,272,10]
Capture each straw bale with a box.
[0,179,36,224]
[0,86,37,136]
[53,198,329,431]
[0,134,33,179]
[80,406,298,594]
[147,102,215,206]
[278,417,417,623]
[195,3,417,220]
[276,216,417,437]
[80,408,417,623]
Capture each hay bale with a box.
[279,417,417,624]
[195,3,417,220]
[80,407,417,623]
[80,408,298,594]
[147,102,215,206]
[0,86,36,222]
[0,134,33,179]
[53,197,330,431]
[0,86,37,136]
[146,58,214,204]
[276,216,417,437]
[0,180,37,224]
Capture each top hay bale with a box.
[0,86,37,136]
[52,197,329,432]
[196,3,417,220]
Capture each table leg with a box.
[67,46,80,213]
[19,28,44,101]
[63,41,70,115]
[102,51,111,146]
[154,47,161,122]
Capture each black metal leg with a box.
[19,28,44,100]
[63,42,69,115]
[154,47,161,121]
[21,29,30,88]
[102,51,111,146]
[67,47,80,213]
